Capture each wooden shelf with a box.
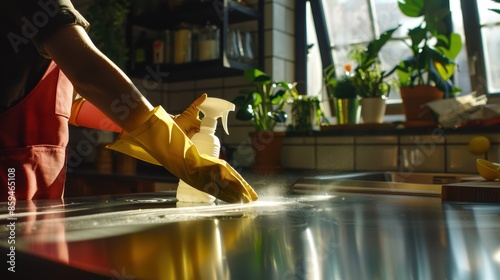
[129,58,255,82]
[127,0,263,81]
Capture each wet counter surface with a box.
[1,171,500,279]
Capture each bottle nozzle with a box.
[197,97,235,134]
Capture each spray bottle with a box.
[176,97,235,203]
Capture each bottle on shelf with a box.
[173,23,193,64]
[152,37,164,64]
[198,22,220,61]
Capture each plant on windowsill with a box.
[324,64,359,125]
[395,0,463,126]
[491,0,500,14]
[287,93,329,133]
[232,68,294,173]
[349,26,399,123]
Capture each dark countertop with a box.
[1,170,500,279]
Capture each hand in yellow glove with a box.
[172,93,206,138]
[107,106,258,203]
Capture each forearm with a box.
[42,24,154,132]
[70,98,122,132]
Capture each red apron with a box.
[0,61,73,201]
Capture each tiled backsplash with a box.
[269,132,499,174]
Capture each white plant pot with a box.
[360,97,386,124]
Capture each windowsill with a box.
[286,122,500,137]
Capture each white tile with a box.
[272,3,287,33]
[487,144,500,163]
[223,76,251,87]
[316,136,354,145]
[195,78,223,89]
[198,89,223,100]
[355,145,398,171]
[283,136,315,145]
[446,134,478,144]
[166,92,196,113]
[399,133,446,145]
[484,133,500,143]
[356,135,398,144]
[273,0,294,9]
[399,145,446,173]
[284,60,295,84]
[316,145,354,171]
[285,6,295,34]
[272,31,294,60]
[281,145,315,169]
[271,58,287,81]
[447,145,482,173]
[168,80,195,91]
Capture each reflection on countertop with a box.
[1,172,500,279]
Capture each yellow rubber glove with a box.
[172,93,206,138]
[107,106,258,203]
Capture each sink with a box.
[291,172,481,197]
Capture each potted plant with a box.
[232,68,294,173]
[349,26,399,123]
[395,0,463,126]
[287,94,329,133]
[324,64,360,124]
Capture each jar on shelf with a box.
[152,37,164,64]
[173,23,193,64]
[197,22,220,61]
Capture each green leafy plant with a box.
[233,68,294,132]
[349,26,399,98]
[395,0,463,98]
[323,64,357,99]
[288,95,328,133]
[491,0,500,14]
[85,0,130,68]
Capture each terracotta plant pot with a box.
[248,131,285,174]
[360,97,386,124]
[400,85,444,127]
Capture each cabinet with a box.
[126,0,264,82]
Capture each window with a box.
[476,0,500,93]
[303,0,500,106]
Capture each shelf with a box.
[132,1,258,30]
[127,0,263,82]
[129,58,254,82]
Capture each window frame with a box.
[296,0,494,112]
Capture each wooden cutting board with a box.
[442,181,500,203]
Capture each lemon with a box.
[468,136,491,155]
[476,159,500,181]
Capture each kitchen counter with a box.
[1,171,500,279]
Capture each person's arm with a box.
[42,24,153,132]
